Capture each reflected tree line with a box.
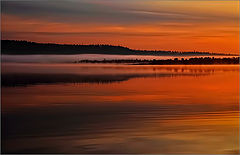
[2,72,210,87]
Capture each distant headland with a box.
[1,40,235,56]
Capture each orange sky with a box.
[1,0,239,54]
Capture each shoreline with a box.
[74,57,239,65]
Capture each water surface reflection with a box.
[2,64,239,154]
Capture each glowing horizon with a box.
[1,0,239,54]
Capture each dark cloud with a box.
[2,31,186,37]
[1,0,237,25]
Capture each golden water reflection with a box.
[2,64,239,154]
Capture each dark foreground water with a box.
[1,63,239,154]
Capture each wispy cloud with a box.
[1,0,239,53]
[2,0,237,24]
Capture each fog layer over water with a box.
[2,54,236,63]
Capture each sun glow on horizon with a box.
[1,0,239,54]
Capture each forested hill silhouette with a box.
[1,40,233,56]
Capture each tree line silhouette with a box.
[77,57,239,65]
[1,40,233,56]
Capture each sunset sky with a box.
[1,0,239,54]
